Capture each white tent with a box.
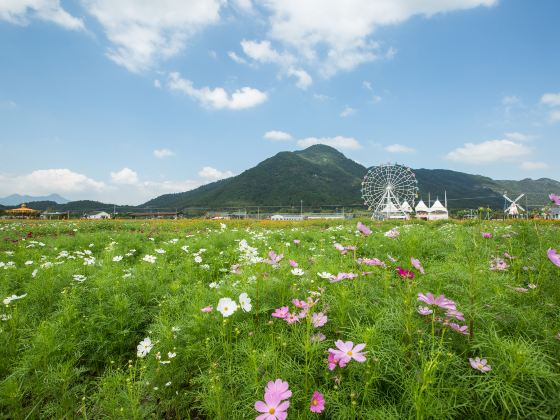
[415,200,429,219]
[401,201,413,213]
[379,202,408,219]
[428,199,449,220]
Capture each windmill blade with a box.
[517,204,526,212]
[514,194,525,202]
[503,195,513,203]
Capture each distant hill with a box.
[0,193,69,206]
[143,144,560,211]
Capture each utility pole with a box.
[300,200,303,218]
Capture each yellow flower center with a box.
[224,306,228,311]
[477,363,484,370]
[347,351,353,356]
[313,399,318,406]
[269,408,275,414]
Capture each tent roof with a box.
[401,201,413,212]
[415,200,429,211]
[430,199,448,212]
[380,202,403,213]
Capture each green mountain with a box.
[143,145,560,211]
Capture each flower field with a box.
[1,219,560,419]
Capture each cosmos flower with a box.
[155,249,166,254]
[328,340,367,364]
[469,357,492,372]
[309,391,325,413]
[285,313,300,324]
[201,305,213,313]
[396,267,414,279]
[272,307,290,319]
[255,392,290,420]
[3,293,27,305]
[384,228,400,239]
[291,268,305,276]
[112,255,123,262]
[264,251,284,267]
[411,257,425,274]
[549,193,560,205]
[239,292,252,312]
[265,379,292,401]
[357,222,372,236]
[417,292,456,310]
[311,333,326,343]
[448,322,469,335]
[142,255,156,264]
[547,248,560,267]
[417,306,433,316]
[137,337,153,358]
[217,297,238,317]
[357,258,386,267]
[289,260,298,267]
[293,239,301,245]
[490,257,509,271]
[312,312,328,328]
[481,232,493,239]
[317,272,333,279]
[445,309,465,322]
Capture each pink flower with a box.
[445,309,465,322]
[292,299,308,309]
[357,222,372,236]
[549,193,560,205]
[285,313,300,324]
[312,312,328,328]
[448,322,469,335]
[328,340,367,365]
[329,272,358,283]
[311,333,326,343]
[417,306,433,316]
[297,308,309,319]
[265,379,292,401]
[396,267,414,279]
[548,248,560,267]
[309,391,325,413]
[272,306,290,319]
[265,251,284,267]
[327,352,347,370]
[357,258,386,267]
[384,228,400,239]
[255,391,290,420]
[411,257,425,274]
[490,257,509,271]
[289,259,298,268]
[293,239,301,245]
[201,305,213,313]
[481,232,492,239]
[417,292,457,310]
[469,357,491,373]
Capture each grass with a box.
[0,218,559,419]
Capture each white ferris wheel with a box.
[361,163,419,219]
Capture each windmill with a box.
[503,193,525,218]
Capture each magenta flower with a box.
[396,267,414,279]
[309,391,325,413]
[265,379,292,401]
[328,340,367,365]
[264,251,284,267]
[481,232,493,239]
[490,257,509,271]
[417,292,457,310]
[285,312,300,324]
[357,221,372,236]
[292,299,308,309]
[289,259,298,268]
[312,312,328,328]
[327,351,347,370]
[411,257,425,274]
[272,306,290,319]
[255,391,290,420]
[549,193,560,205]
[293,239,301,245]
[448,322,469,335]
[201,305,213,313]
[548,248,560,267]
[469,357,492,373]
[445,309,465,322]
[417,306,433,316]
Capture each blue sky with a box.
[0,0,559,204]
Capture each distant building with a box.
[86,211,111,220]
[551,207,560,220]
[270,214,304,221]
[130,211,177,219]
[5,203,40,218]
[428,199,449,220]
[415,200,429,220]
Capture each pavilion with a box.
[5,203,41,218]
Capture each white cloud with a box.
[297,136,362,150]
[110,167,138,184]
[340,106,355,118]
[541,92,560,107]
[363,81,372,90]
[198,166,234,181]
[520,161,549,171]
[228,51,247,64]
[286,67,312,89]
[83,0,222,72]
[167,72,267,110]
[501,95,520,106]
[153,148,175,159]
[153,79,161,88]
[0,0,84,30]
[264,130,293,141]
[549,110,560,123]
[0,169,106,196]
[504,132,533,142]
[261,0,496,77]
[385,144,415,153]
[446,139,531,164]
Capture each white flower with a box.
[83,257,96,266]
[181,245,189,253]
[217,297,238,317]
[1,314,11,321]
[291,268,305,276]
[220,223,226,230]
[209,282,219,289]
[143,255,156,264]
[317,272,333,279]
[171,326,181,332]
[25,260,33,265]
[31,269,38,278]
[168,352,176,358]
[73,274,87,282]
[239,293,252,312]
[165,381,172,387]
[113,255,123,262]
[194,255,203,263]
[137,337,153,357]
[148,237,155,241]
[155,249,166,254]
[3,293,27,305]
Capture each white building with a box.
[270,214,304,221]
[86,211,111,220]
[415,200,429,220]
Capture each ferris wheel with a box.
[361,163,419,219]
